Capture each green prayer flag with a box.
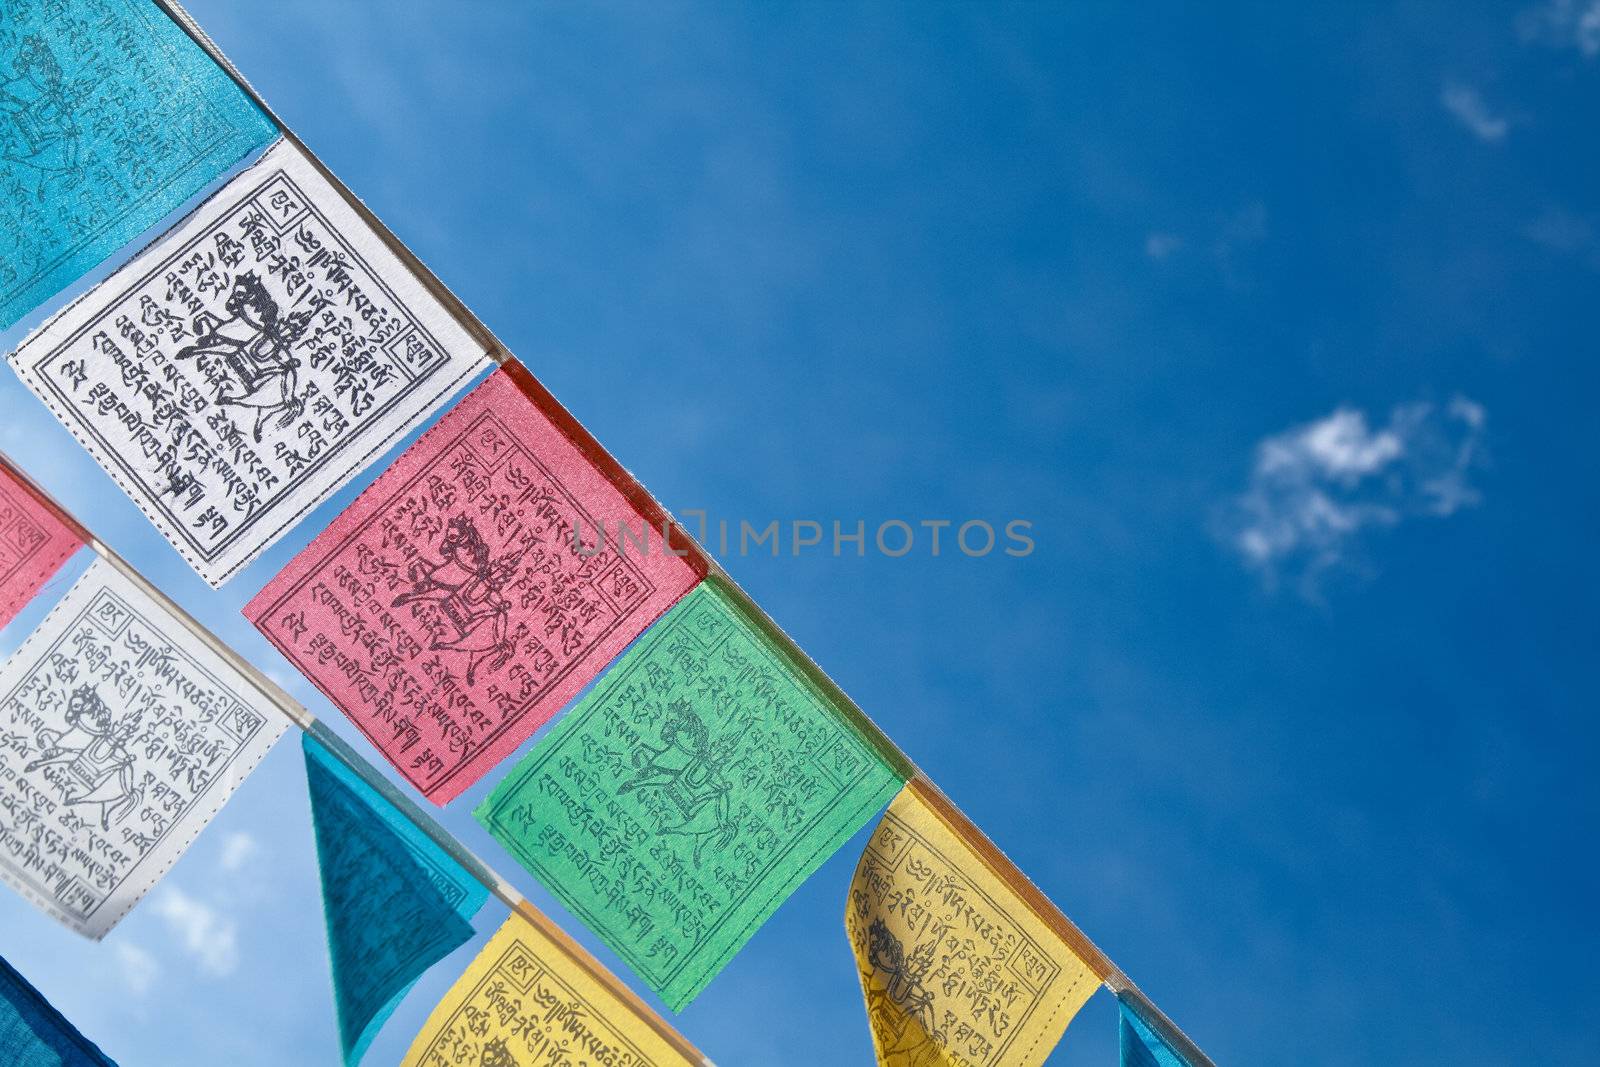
[476,579,905,1011]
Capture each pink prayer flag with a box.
[246,366,704,804]
[0,464,82,632]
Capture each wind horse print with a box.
[0,0,275,330]
[248,367,702,804]
[8,139,491,586]
[476,578,906,1011]
[845,782,1100,1067]
[175,268,316,445]
[0,558,284,938]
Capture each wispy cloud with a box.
[1145,232,1182,260]
[1142,206,1265,281]
[153,888,240,977]
[1522,206,1600,269]
[1441,82,1510,143]
[1524,206,1594,253]
[1220,398,1486,594]
[217,832,259,873]
[1214,202,1269,290]
[114,941,160,996]
[1518,0,1600,55]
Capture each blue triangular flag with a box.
[0,954,116,1066]
[304,736,489,1065]
[1120,996,1190,1067]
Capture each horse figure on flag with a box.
[477,1037,516,1067]
[862,917,942,1065]
[0,34,82,201]
[392,514,523,685]
[618,699,744,866]
[176,271,311,443]
[25,684,144,832]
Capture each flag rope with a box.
[84,5,1215,1060]
[0,449,716,1067]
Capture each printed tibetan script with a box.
[8,138,490,586]
[248,369,700,804]
[477,579,905,1011]
[401,913,698,1067]
[846,784,1099,1067]
[0,558,284,937]
[0,0,276,329]
[0,464,80,632]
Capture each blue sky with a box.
[3,1,1598,1063]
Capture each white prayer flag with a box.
[0,558,286,937]
[8,138,491,586]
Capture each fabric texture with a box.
[1119,996,1189,1067]
[0,558,285,938]
[9,138,491,586]
[0,954,116,1065]
[0,463,80,632]
[250,367,699,803]
[0,0,275,330]
[400,913,699,1067]
[303,736,488,1065]
[845,782,1100,1067]
[476,577,906,1011]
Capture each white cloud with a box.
[153,887,240,977]
[1518,0,1600,55]
[1259,407,1405,481]
[1214,202,1269,290]
[1441,82,1509,143]
[114,941,160,996]
[1521,207,1600,269]
[1145,232,1182,260]
[1221,398,1486,593]
[218,831,259,873]
[1523,207,1594,253]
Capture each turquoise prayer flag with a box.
[476,578,906,1011]
[0,0,277,330]
[0,954,116,1066]
[304,737,489,1065]
[1120,996,1190,1067]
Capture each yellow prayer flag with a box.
[400,912,701,1067]
[846,781,1101,1067]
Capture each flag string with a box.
[0,449,716,1067]
[150,0,512,371]
[124,5,1213,1061]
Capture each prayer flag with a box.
[0,557,285,937]
[400,913,699,1067]
[1120,996,1189,1067]
[845,781,1099,1067]
[0,0,276,330]
[476,578,905,1011]
[0,954,116,1066]
[0,462,81,632]
[304,735,489,1065]
[8,138,491,586]
[248,366,702,804]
